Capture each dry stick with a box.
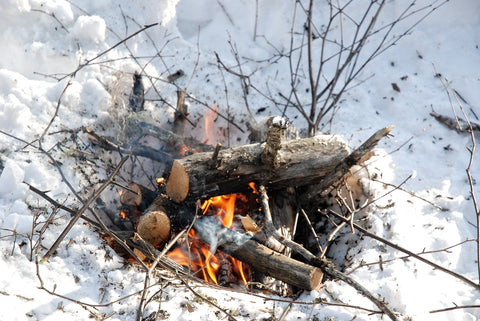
[42,156,130,260]
[136,230,186,321]
[306,0,317,137]
[25,182,101,228]
[60,23,158,80]
[215,48,255,120]
[328,210,480,291]
[430,304,480,314]
[299,207,323,255]
[180,278,239,321]
[258,185,399,321]
[371,177,448,211]
[31,9,69,33]
[436,72,480,284]
[348,238,476,274]
[455,96,480,284]
[39,81,72,145]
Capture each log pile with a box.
[130,120,393,291]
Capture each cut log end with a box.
[166,159,189,203]
[137,210,171,246]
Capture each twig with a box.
[253,0,259,41]
[180,278,239,321]
[31,9,69,33]
[61,23,158,80]
[299,207,323,255]
[370,177,448,211]
[435,69,480,283]
[137,230,186,321]
[430,304,480,314]
[348,238,476,273]
[39,81,72,146]
[327,210,480,291]
[43,156,130,260]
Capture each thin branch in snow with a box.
[31,8,70,33]
[62,23,159,80]
[327,210,480,291]
[43,155,130,260]
[348,238,476,274]
[435,69,480,284]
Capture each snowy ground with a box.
[1,0,480,320]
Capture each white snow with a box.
[1,0,480,320]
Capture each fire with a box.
[203,103,218,144]
[200,194,236,228]
[179,142,190,157]
[119,210,127,219]
[167,190,251,286]
[248,181,258,194]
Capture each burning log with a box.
[193,217,323,291]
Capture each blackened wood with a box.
[129,72,144,112]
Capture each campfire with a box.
[74,77,395,294]
[107,113,393,294]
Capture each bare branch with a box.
[43,156,130,260]
[327,210,480,291]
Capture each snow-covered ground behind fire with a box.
[1,0,480,320]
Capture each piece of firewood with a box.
[136,194,196,246]
[164,133,350,203]
[165,160,190,203]
[136,208,170,247]
[193,217,323,291]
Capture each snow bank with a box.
[0,0,479,320]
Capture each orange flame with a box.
[248,182,258,194]
[203,103,218,145]
[179,142,190,157]
[200,194,236,228]
[119,210,127,219]
[167,188,253,286]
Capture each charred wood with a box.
[129,72,144,112]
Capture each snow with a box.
[1,0,480,320]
